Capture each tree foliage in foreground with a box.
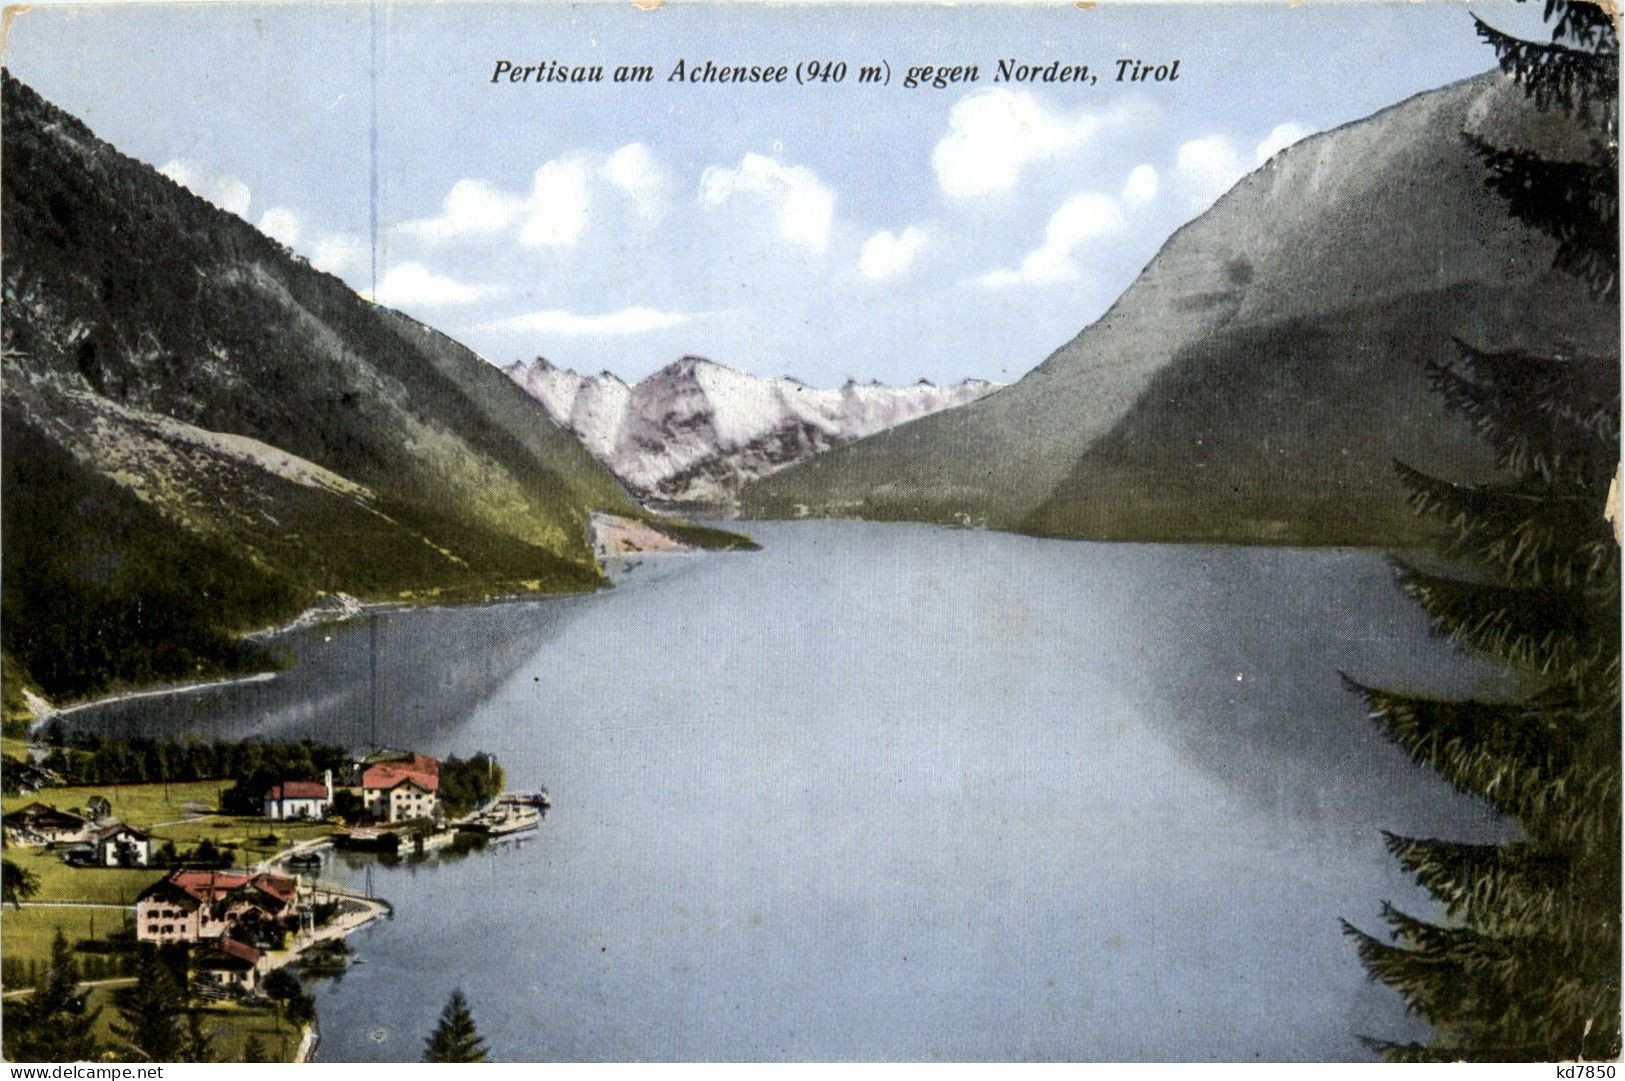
[423,988,490,1063]
[1,858,40,908]
[111,946,188,1063]
[1,931,101,1062]
[1343,0,1620,1060]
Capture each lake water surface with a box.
[67,522,1507,1060]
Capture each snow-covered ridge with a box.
[505,355,998,503]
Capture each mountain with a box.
[504,355,997,504]
[0,73,658,706]
[741,72,1619,544]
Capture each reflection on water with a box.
[62,522,1506,1061]
[58,592,595,749]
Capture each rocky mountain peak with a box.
[505,356,1000,503]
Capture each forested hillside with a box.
[1,73,644,705]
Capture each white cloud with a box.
[520,158,593,248]
[933,90,1132,199]
[398,156,598,249]
[1174,121,1314,210]
[1122,164,1159,209]
[307,234,370,276]
[858,227,930,282]
[257,207,302,247]
[975,190,1126,287]
[365,262,490,307]
[603,142,667,220]
[1256,122,1313,164]
[392,145,669,251]
[699,153,835,253]
[1175,133,1250,208]
[397,178,526,243]
[479,306,693,336]
[159,159,251,217]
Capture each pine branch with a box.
[1539,0,1619,52]
[1341,918,1484,1027]
[1383,834,1619,942]
[1346,912,1614,1053]
[1398,564,1610,681]
[1431,341,1620,488]
[1364,1037,1570,1063]
[1340,675,1610,830]
[1380,902,1508,955]
[1467,136,1620,300]
[1455,340,1622,436]
[1474,16,1620,125]
[1394,463,1618,589]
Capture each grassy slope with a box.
[1,779,332,992]
[1023,288,1506,545]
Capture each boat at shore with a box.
[456,804,542,837]
[331,826,401,853]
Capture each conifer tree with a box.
[2,858,40,908]
[422,988,490,1063]
[241,1035,269,1064]
[1342,0,1620,1061]
[2,930,101,1062]
[1469,0,1618,299]
[112,945,187,1062]
[181,1007,216,1064]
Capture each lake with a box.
[63,521,1508,1060]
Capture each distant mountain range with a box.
[742,71,1619,543]
[0,73,716,708]
[504,355,996,504]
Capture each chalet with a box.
[3,802,89,846]
[361,753,440,822]
[263,771,334,820]
[88,821,153,867]
[135,868,300,945]
[195,938,268,993]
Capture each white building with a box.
[90,821,153,867]
[263,771,333,820]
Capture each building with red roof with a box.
[196,937,269,992]
[263,770,333,820]
[135,868,301,945]
[361,753,440,822]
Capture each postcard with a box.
[0,0,1618,1065]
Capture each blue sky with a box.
[5,2,1532,386]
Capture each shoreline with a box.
[28,671,281,731]
[20,508,752,730]
[27,585,613,732]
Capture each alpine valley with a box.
[0,73,742,712]
[740,71,1620,543]
[503,355,996,505]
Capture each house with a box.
[3,802,89,846]
[361,753,440,822]
[263,771,333,820]
[89,821,153,867]
[195,938,268,993]
[135,868,300,945]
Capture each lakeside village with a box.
[0,729,545,1062]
